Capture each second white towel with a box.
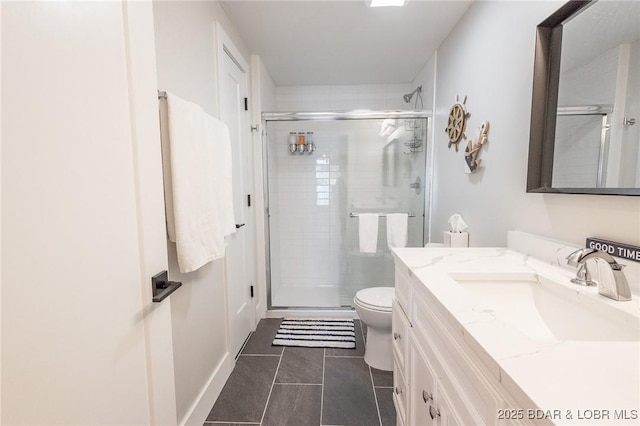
[358,213,379,254]
[386,213,408,250]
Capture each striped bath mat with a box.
[272,318,356,349]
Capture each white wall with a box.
[2,1,173,424]
[153,1,249,117]
[274,83,412,112]
[259,57,277,112]
[429,1,640,290]
[152,1,251,423]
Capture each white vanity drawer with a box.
[409,337,438,426]
[392,298,410,375]
[394,265,412,316]
[393,355,409,426]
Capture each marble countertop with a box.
[391,246,640,425]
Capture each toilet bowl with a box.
[353,287,394,371]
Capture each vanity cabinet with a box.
[393,264,530,426]
[392,266,412,425]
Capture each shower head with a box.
[403,86,422,103]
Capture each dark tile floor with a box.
[205,318,396,426]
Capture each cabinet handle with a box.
[429,405,441,419]
[393,332,401,340]
[422,390,433,403]
[395,386,403,395]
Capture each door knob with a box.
[235,223,245,229]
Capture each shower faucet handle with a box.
[409,177,422,195]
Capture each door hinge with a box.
[244,97,248,111]
[250,125,259,132]
[250,285,254,298]
[247,194,251,207]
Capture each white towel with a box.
[358,213,379,254]
[161,92,236,273]
[386,213,408,250]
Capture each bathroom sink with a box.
[453,274,640,342]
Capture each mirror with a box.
[527,0,640,195]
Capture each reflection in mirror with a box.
[552,107,612,187]
[528,0,640,195]
[555,1,640,189]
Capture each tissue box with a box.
[444,231,469,248]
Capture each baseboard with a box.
[254,300,266,326]
[180,352,233,426]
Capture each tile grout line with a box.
[320,348,326,426]
[258,345,284,425]
[239,353,281,357]
[324,355,364,358]
[275,382,322,386]
[236,332,253,359]
[369,364,383,426]
[361,321,384,426]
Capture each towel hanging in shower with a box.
[386,213,408,250]
[358,213,379,254]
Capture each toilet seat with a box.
[354,287,394,312]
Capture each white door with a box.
[2,2,175,424]
[218,28,253,358]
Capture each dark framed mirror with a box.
[527,0,640,196]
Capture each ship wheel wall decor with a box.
[445,95,470,151]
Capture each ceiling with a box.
[220,0,473,86]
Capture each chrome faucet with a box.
[566,248,631,301]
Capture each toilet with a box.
[353,287,395,371]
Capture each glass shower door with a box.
[265,117,428,308]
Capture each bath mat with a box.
[272,318,356,349]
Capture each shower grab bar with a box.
[349,212,416,218]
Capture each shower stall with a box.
[262,111,430,309]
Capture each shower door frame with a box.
[261,110,431,311]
